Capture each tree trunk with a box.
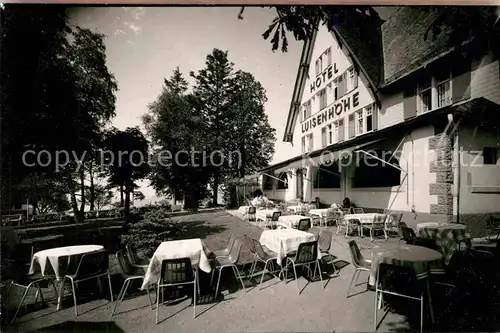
[120,185,124,207]
[124,184,132,222]
[212,174,219,206]
[77,168,86,222]
[89,166,95,211]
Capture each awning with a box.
[273,138,385,173]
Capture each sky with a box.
[68,6,397,205]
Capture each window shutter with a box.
[348,114,355,138]
[403,86,417,120]
[338,119,345,142]
[372,104,378,130]
[321,127,327,147]
[353,71,358,89]
[452,60,471,103]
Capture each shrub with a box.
[121,207,186,257]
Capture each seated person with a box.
[251,189,273,207]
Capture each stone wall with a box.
[428,133,454,223]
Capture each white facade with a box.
[262,21,500,228]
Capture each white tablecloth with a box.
[256,209,280,221]
[277,215,311,229]
[29,245,104,279]
[416,222,441,233]
[287,205,310,214]
[141,238,211,290]
[238,206,251,215]
[343,213,389,226]
[259,229,318,266]
[309,208,343,220]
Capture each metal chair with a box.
[156,257,197,324]
[62,249,113,316]
[362,216,388,241]
[318,230,338,275]
[126,243,150,268]
[249,239,280,289]
[266,211,281,229]
[3,259,58,324]
[384,211,403,235]
[398,222,408,243]
[213,234,239,258]
[111,250,153,317]
[284,240,324,294]
[336,208,354,235]
[210,238,247,297]
[374,263,430,333]
[297,219,311,231]
[346,240,371,298]
[244,206,256,221]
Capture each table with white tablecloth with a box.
[259,229,318,266]
[29,245,105,309]
[277,215,311,229]
[342,213,392,236]
[256,209,281,221]
[141,238,211,290]
[308,208,343,225]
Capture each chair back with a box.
[387,211,403,224]
[294,241,318,264]
[74,249,109,280]
[318,229,332,253]
[339,208,350,214]
[252,239,272,261]
[126,243,141,265]
[160,257,194,284]
[116,249,136,276]
[298,219,311,231]
[352,208,364,214]
[400,226,416,244]
[347,240,365,268]
[248,206,256,214]
[243,234,256,254]
[271,211,281,221]
[225,238,244,264]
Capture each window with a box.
[436,71,452,108]
[263,175,273,190]
[483,147,499,165]
[315,59,320,76]
[366,105,373,132]
[327,83,333,105]
[338,73,345,97]
[325,48,332,67]
[419,79,432,113]
[277,172,288,189]
[356,110,364,135]
[319,88,327,110]
[302,100,311,120]
[333,121,339,143]
[347,67,358,92]
[348,114,355,139]
[321,127,327,148]
[307,133,314,152]
[301,136,306,154]
[353,149,401,188]
[313,162,341,189]
[333,79,339,101]
[338,119,345,142]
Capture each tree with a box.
[144,68,211,211]
[239,6,499,53]
[0,6,118,223]
[103,127,150,219]
[87,184,113,212]
[227,70,276,178]
[190,49,235,205]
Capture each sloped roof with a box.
[381,7,455,85]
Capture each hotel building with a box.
[257,7,500,236]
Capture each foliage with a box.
[14,173,70,214]
[91,184,114,211]
[238,6,499,53]
[121,207,186,257]
[222,176,260,208]
[103,127,151,216]
[144,67,211,211]
[0,5,118,222]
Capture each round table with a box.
[29,245,105,310]
[418,224,470,264]
[369,243,445,285]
